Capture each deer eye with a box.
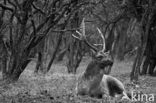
[96,55,103,60]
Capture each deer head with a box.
[72,18,113,76]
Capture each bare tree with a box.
[129,0,156,81]
[0,0,88,82]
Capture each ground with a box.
[0,58,156,103]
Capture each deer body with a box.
[76,65,129,100]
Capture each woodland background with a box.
[0,0,156,103]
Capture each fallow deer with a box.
[73,18,130,101]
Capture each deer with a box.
[72,18,131,101]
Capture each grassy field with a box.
[0,58,156,103]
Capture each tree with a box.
[129,0,156,81]
[0,0,88,82]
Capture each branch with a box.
[31,19,36,36]
[7,0,17,10]
[22,0,35,10]
[110,9,127,24]
[0,3,13,12]
[32,3,45,15]
[14,0,21,9]
[51,28,79,32]
[9,26,13,50]
[26,1,90,52]
[92,12,108,24]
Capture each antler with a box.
[72,18,98,52]
[97,27,106,52]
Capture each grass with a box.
[0,58,156,103]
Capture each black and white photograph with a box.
[0,0,156,103]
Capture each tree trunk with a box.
[130,11,152,81]
[1,53,31,83]
[1,40,32,82]
[8,60,31,81]
[56,48,66,62]
[130,46,142,81]
[66,10,84,74]
[141,55,150,75]
[34,37,49,74]
[1,41,8,80]
[67,39,84,74]
[34,52,42,73]
[46,32,63,72]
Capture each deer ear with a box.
[91,49,96,55]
